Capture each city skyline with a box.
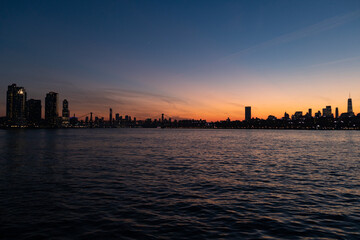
[2,83,359,125]
[1,1,360,121]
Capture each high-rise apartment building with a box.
[6,84,27,125]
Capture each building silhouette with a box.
[4,82,360,130]
[6,84,27,125]
[109,108,113,124]
[26,99,41,125]
[283,112,289,120]
[62,99,70,117]
[62,99,70,125]
[335,107,339,118]
[292,111,303,120]
[322,106,332,117]
[245,106,251,121]
[45,92,59,126]
[348,95,354,116]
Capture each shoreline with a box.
[1,127,359,131]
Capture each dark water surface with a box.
[1,129,360,239]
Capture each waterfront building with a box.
[322,106,332,117]
[267,115,277,121]
[45,92,59,127]
[335,107,339,118]
[348,96,354,116]
[109,108,113,124]
[26,99,41,125]
[283,112,289,120]
[315,111,321,118]
[6,84,27,125]
[62,99,70,125]
[292,111,303,120]
[62,99,70,118]
[245,106,251,121]
[70,115,78,125]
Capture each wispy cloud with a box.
[316,95,334,104]
[227,102,245,108]
[103,88,187,104]
[69,87,194,119]
[219,10,360,62]
[309,56,360,68]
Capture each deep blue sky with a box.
[1,0,360,120]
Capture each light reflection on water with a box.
[0,129,360,239]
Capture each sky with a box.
[1,0,360,121]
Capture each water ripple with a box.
[1,129,360,239]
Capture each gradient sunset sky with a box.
[1,0,360,121]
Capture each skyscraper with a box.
[245,106,251,121]
[322,108,326,117]
[109,108,113,124]
[62,99,70,125]
[62,99,70,118]
[45,92,58,126]
[335,107,339,118]
[348,96,353,114]
[6,84,27,125]
[322,106,332,117]
[26,99,41,125]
